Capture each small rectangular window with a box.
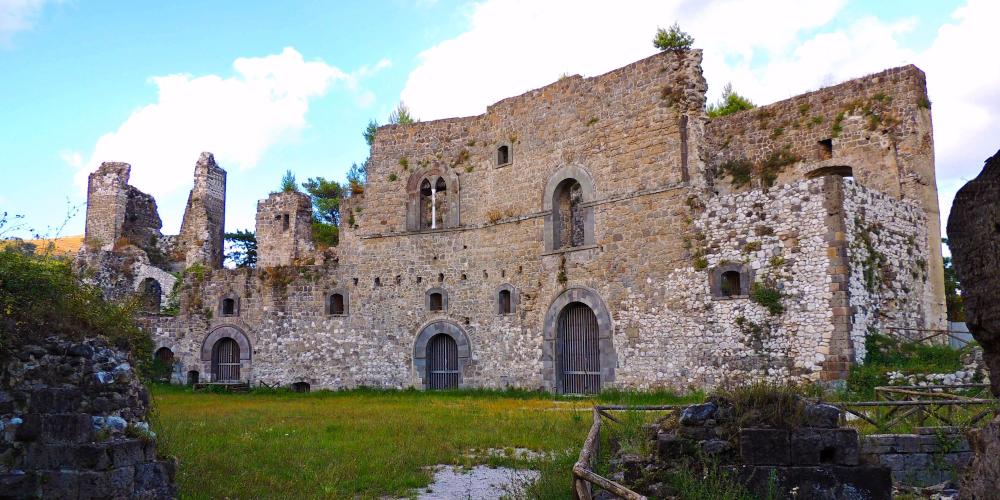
[222,298,236,316]
[329,294,345,315]
[282,214,290,231]
[499,290,512,314]
[430,293,443,311]
[817,139,833,160]
[497,145,510,165]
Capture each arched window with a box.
[153,347,174,382]
[721,271,741,297]
[497,145,511,166]
[328,292,346,316]
[544,166,596,252]
[430,293,443,311]
[221,298,236,316]
[407,169,460,231]
[555,178,584,248]
[141,278,162,312]
[212,337,240,382]
[499,290,512,314]
[496,284,517,315]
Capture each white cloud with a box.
[0,0,50,46]
[59,150,82,169]
[400,0,846,119]
[401,0,1000,233]
[72,47,389,232]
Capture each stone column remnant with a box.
[176,152,227,269]
[255,190,314,268]
[83,162,132,250]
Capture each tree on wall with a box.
[653,22,694,51]
[280,170,298,193]
[363,119,378,147]
[224,230,257,268]
[301,177,344,247]
[707,83,756,118]
[388,102,418,125]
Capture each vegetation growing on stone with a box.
[707,83,755,118]
[652,22,694,51]
[0,250,153,375]
[224,229,258,268]
[846,331,968,399]
[750,281,784,315]
[280,169,298,193]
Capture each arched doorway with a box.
[212,337,241,382]
[542,287,615,393]
[152,347,174,382]
[557,302,601,394]
[427,334,459,389]
[413,320,471,389]
[141,278,162,312]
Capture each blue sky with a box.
[1,0,997,239]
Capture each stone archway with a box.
[200,325,252,383]
[542,287,615,393]
[542,165,596,251]
[413,320,471,389]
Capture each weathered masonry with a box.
[76,49,946,393]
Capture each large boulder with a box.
[946,149,1000,398]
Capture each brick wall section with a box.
[84,162,131,250]
[820,175,854,381]
[861,429,973,486]
[177,152,227,269]
[705,65,945,333]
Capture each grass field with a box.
[150,385,700,499]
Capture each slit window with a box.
[329,293,345,315]
[429,292,443,311]
[282,213,290,231]
[720,271,741,297]
[497,145,510,165]
[222,298,236,316]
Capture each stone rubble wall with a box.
[861,429,973,486]
[843,179,930,360]
[0,337,176,499]
[705,65,945,333]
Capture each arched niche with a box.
[200,325,253,383]
[541,287,615,392]
[405,167,460,231]
[412,320,472,389]
[542,165,596,251]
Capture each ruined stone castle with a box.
[75,49,946,393]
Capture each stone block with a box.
[15,414,42,442]
[678,425,716,441]
[29,387,82,414]
[657,432,687,460]
[726,464,891,500]
[790,428,859,466]
[0,471,37,498]
[679,402,717,426]
[107,466,135,497]
[802,403,840,428]
[38,469,80,499]
[41,413,94,443]
[133,461,171,493]
[78,470,110,499]
[739,428,790,465]
[110,439,147,468]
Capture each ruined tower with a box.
[177,152,227,268]
[255,191,314,267]
[83,162,132,250]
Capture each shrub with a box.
[0,251,153,376]
[846,331,966,399]
[653,23,694,51]
[750,282,784,315]
[707,83,755,118]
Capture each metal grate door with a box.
[212,338,241,382]
[557,302,600,394]
[428,334,459,389]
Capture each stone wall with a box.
[256,191,315,268]
[861,428,972,486]
[843,180,931,360]
[705,65,946,333]
[176,152,227,269]
[84,162,132,250]
[0,337,176,498]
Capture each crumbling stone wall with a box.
[80,50,943,392]
[0,337,176,498]
[255,191,315,268]
[123,186,163,250]
[860,428,972,486]
[84,162,133,250]
[706,65,946,333]
[176,152,227,269]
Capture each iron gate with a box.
[558,302,600,394]
[212,337,240,382]
[428,334,459,389]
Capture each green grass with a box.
[150,385,699,499]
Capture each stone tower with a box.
[255,191,314,268]
[83,162,131,250]
[177,152,227,268]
